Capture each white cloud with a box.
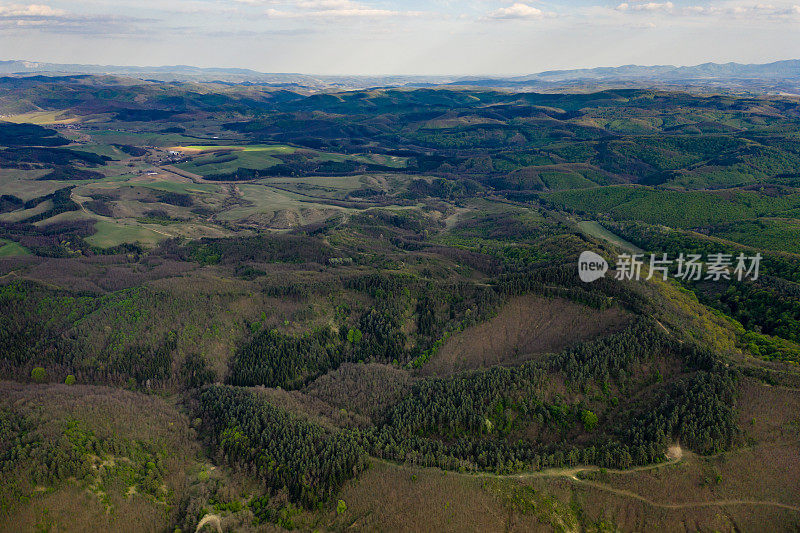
[780,4,800,15]
[613,1,800,19]
[265,8,405,18]
[262,0,422,19]
[0,3,154,36]
[616,2,674,13]
[0,3,66,16]
[486,3,552,20]
[295,0,362,9]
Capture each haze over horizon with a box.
[2,0,800,76]
[5,57,800,80]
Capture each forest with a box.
[0,78,799,531]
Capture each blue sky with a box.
[1,1,799,75]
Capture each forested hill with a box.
[1,79,799,531]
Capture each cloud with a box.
[295,0,366,9]
[0,3,65,16]
[613,1,800,19]
[616,2,674,13]
[0,3,152,35]
[264,8,407,18]
[486,3,553,20]
[262,0,423,19]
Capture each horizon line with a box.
[3,57,800,79]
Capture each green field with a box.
[0,239,31,257]
[216,183,351,224]
[173,144,296,176]
[73,143,128,159]
[260,175,369,199]
[578,221,643,253]
[0,172,66,202]
[539,170,597,190]
[3,110,75,124]
[0,200,53,223]
[174,144,407,177]
[176,151,284,175]
[315,151,408,169]
[85,220,169,248]
[137,181,223,195]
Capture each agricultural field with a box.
[1,76,800,532]
[172,144,296,176]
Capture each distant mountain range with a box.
[0,60,457,89]
[515,60,800,81]
[2,59,800,93]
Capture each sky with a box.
[1,0,799,75]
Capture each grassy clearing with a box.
[0,200,53,223]
[173,145,407,176]
[176,151,284,175]
[136,181,222,195]
[2,110,76,124]
[578,221,643,253]
[336,460,511,532]
[73,143,128,159]
[0,171,66,202]
[85,220,168,248]
[422,295,630,376]
[33,210,96,226]
[0,168,51,182]
[172,145,299,176]
[316,151,408,169]
[539,170,597,190]
[0,239,31,257]
[217,183,349,224]
[261,175,366,199]
[359,153,409,168]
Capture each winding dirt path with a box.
[507,444,798,513]
[568,477,800,512]
[161,165,204,184]
[379,443,800,514]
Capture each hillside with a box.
[0,78,799,532]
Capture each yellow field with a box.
[3,110,78,125]
[168,144,296,154]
